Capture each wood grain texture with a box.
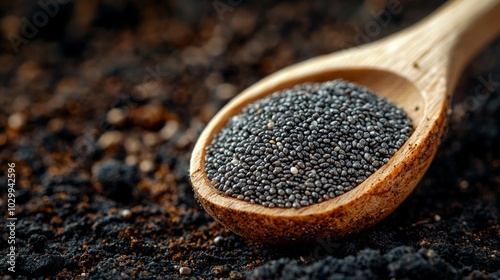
[190,0,500,243]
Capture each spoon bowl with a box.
[190,0,500,243]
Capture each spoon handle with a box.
[383,0,500,90]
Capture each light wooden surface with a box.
[190,0,500,243]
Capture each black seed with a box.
[205,79,412,208]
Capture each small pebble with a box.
[205,72,223,90]
[214,236,223,246]
[215,83,237,100]
[107,108,127,126]
[143,132,160,147]
[125,155,138,166]
[139,159,155,173]
[160,120,180,140]
[425,249,437,257]
[120,209,132,219]
[8,112,27,130]
[179,267,191,276]
[130,104,166,128]
[98,131,123,150]
[125,137,142,154]
[434,214,441,222]
[459,180,469,190]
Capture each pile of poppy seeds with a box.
[205,80,413,208]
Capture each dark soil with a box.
[0,0,499,279]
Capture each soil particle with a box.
[92,159,139,203]
[248,247,500,280]
[28,234,47,253]
[18,253,75,278]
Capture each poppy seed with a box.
[205,79,412,208]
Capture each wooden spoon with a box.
[190,0,500,243]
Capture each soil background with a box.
[0,0,499,279]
